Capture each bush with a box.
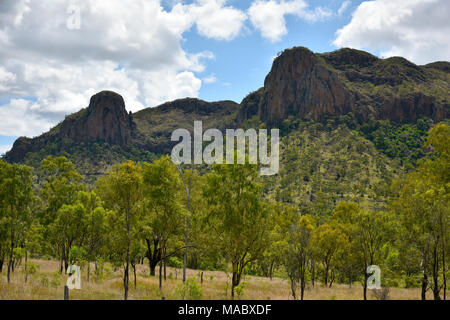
[174,278,202,300]
[234,281,248,300]
[404,275,421,288]
[69,246,87,266]
[372,287,390,300]
[168,257,183,269]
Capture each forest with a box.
[0,122,448,300]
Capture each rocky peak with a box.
[241,46,448,125]
[258,46,353,124]
[59,90,134,146]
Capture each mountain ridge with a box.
[3,46,449,176]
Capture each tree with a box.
[0,160,34,283]
[311,222,349,287]
[50,202,86,273]
[77,191,106,281]
[283,213,315,300]
[331,202,391,299]
[391,123,449,300]
[39,156,83,272]
[96,161,142,300]
[141,156,184,289]
[353,210,391,300]
[203,160,269,298]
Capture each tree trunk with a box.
[123,264,129,300]
[159,259,162,290]
[163,246,167,281]
[290,278,297,300]
[231,269,240,299]
[300,273,305,300]
[87,263,90,282]
[421,273,428,300]
[183,216,189,284]
[132,263,137,289]
[363,272,368,300]
[7,228,14,283]
[124,207,130,300]
[269,260,274,280]
[145,238,160,276]
[60,245,64,274]
[432,246,441,300]
[24,249,28,283]
[329,269,335,288]
[443,248,447,300]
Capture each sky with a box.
[0,0,449,155]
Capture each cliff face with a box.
[241,47,449,125]
[5,91,134,162]
[3,46,449,168]
[258,47,354,123]
[59,91,133,146]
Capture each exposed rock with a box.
[380,92,447,122]
[240,46,449,125]
[59,91,133,146]
[258,47,354,124]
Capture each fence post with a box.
[64,285,69,300]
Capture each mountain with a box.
[239,47,449,125]
[3,46,449,185]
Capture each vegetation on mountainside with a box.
[0,124,448,300]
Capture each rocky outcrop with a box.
[3,46,449,166]
[59,91,133,146]
[4,91,135,163]
[240,46,449,125]
[380,92,447,123]
[258,47,354,123]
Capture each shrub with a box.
[234,281,248,300]
[174,278,203,300]
[372,287,390,300]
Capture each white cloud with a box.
[0,144,12,155]
[338,0,351,16]
[202,75,218,84]
[171,0,247,41]
[0,0,247,137]
[333,0,450,64]
[248,0,332,42]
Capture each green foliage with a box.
[234,281,247,300]
[203,158,270,297]
[175,278,203,300]
[69,246,87,266]
[358,118,432,165]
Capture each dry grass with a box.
[0,259,429,300]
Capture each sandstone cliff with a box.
[240,47,449,125]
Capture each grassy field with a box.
[0,259,428,300]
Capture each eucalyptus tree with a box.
[96,161,142,300]
[0,160,34,283]
[203,160,269,298]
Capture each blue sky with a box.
[189,0,361,103]
[0,0,448,154]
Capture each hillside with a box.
[3,46,449,185]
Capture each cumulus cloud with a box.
[248,0,332,42]
[333,0,450,65]
[0,145,12,155]
[0,0,247,137]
